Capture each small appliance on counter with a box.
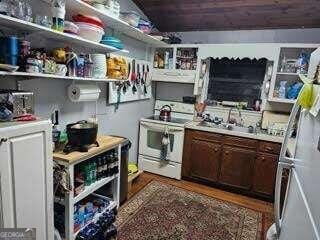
[63,120,99,154]
[0,89,34,121]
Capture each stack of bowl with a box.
[73,14,105,42]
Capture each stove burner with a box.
[63,141,99,154]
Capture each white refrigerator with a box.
[267,85,320,240]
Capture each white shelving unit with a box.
[0,71,126,83]
[151,44,199,83]
[65,0,167,47]
[0,14,125,54]
[73,196,117,238]
[73,174,118,204]
[53,136,124,240]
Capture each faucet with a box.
[227,107,243,126]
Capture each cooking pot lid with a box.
[70,122,97,129]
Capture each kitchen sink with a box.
[197,121,254,134]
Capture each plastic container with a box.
[51,0,66,32]
[73,14,104,28]
[76,23,105,42]
[64,21,79,35]
[91,54,107,79]
[278,81,287,99]
[120,11,140,27]
[138,19,153,34]
[100,36,123,49]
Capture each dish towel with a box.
[160,127,170,161]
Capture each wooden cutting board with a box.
[53,135,125,164]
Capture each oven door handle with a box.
[140,122,184,133]
[169,128,184,132]
[140,122,164,132]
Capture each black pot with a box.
[66,120,98,147]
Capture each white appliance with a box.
[0,120,54,240]
[139,100,194,179]
[267,90,320,240]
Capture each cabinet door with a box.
[189,139,221,182]
[10,133,50,240]
[252,153,278,196]
[0,139,15,228]
[219,146,256,190]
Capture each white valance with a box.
[198,44,280,61]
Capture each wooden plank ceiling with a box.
[132,0,320,32]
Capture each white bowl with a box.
[76,23,105,43]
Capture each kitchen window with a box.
[206,57,268,108]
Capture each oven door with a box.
[139,121,184,163]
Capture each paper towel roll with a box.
[68,84,101,102]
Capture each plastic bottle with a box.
[279,81,287,99]
[52,0,66,32]
[92,161,97,183]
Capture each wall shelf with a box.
[0,14,127,54]
[73,199,117,238]
[0,71,125,83]
[65,0,168,47]
[276,72,307,76]
[269,98,296,104]
[73,174,118,204]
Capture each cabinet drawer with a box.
[189,130,223,143]
[224,136,258,149]
[139,155,181,180]
[259,141,281,154]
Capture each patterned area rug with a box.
[116,181,272,240]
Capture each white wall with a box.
[0,0,153,164]
[176,28,320,44]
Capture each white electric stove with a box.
[138,100,194,179]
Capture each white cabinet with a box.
[152,45,199,83]
[268,44,319,104]
[0,120,53,240]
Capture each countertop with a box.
[53,135,125,165]
[185,121,297,157]
[185,121,284,143]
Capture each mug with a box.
[43,59,56,74]
[53,48,66,63]
[26,58,43,73]
[55,64,67,76]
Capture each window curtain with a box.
[199,58,211,103]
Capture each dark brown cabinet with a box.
[182,129,281,201]
[183,130,222,183]
[189,139,221,182]
[252,153,278,196]
[219,146,256,190]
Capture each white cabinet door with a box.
[308,47,320,79]
[10,133,49,239]
[0,139,15,228]
[0,121,53,240]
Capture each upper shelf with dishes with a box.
[269,47,317,104]
[64,0,168,47]
[0,0,167,51]
[151,46,199,84]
